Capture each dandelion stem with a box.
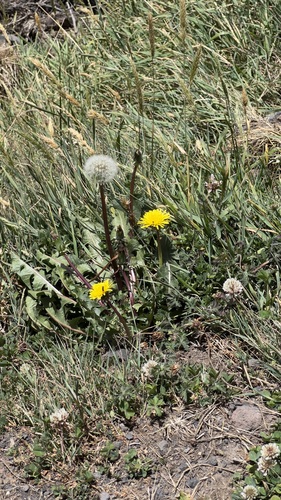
[107,298,132,341]
[99,183,123,291]
[64,254,92,289]
[129,149,142,227]
[157,230,163,267]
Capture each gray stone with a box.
[207,456,218,466]
[113,441,122,449]
[231,405,262,431]
[178,461,188,472]
[100,493,111,500]
[125,432,134,440]
[186,477,199,488]
[157,440,169,453]
[119,423,129,432]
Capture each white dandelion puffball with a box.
[83,154,118,183]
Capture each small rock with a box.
[93,471,103,480]
[231,405,262,431]
[119,423,129,432]
[178,461,188,472]
[113,441,122,449]
[125,432,134,440]
[207,456,218,466]
[186,477,199,488]
[99,492,111,500]
[248,358,260,368]
[21,485,30,492]
[157,440,169,454]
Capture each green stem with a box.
[129,149,142,228]
[107,298,133,341]
[157,230,163,267]
[99,183,123,291]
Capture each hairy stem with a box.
[99,183,123,291]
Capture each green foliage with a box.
[232,422,281,499]
[100,441,120,463]
[124,448,153,479]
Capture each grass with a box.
[0,0,281,497]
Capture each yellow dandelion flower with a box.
[138,209,171,230]
[89,280,113,300]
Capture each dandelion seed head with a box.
[83,154,118,183]
[138,209,171,230]
[223,278,243,297]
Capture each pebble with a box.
[157,440,169,454]
[178,461,188,472]
[99,492,111,500]
[119,423,129,432]
[186,477,199,488]
[125,432,134,440]
[113,441,122,449]
[231,405,261,431]
[207,456,218,466]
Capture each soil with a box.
[0,343,279,499]
[0,2,280,499]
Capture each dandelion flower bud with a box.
[83,154,118,183]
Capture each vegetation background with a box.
[0,0,281,498]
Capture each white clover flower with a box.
[83,154,118,183]
[50,408,69,425]
[141,360,158,378]
[257,456,277,476]
[241,484,258,499]
[260,442,280,461]
[223,278,243,298]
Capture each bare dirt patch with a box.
[0,340,279,499]
[0,397,279,500]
